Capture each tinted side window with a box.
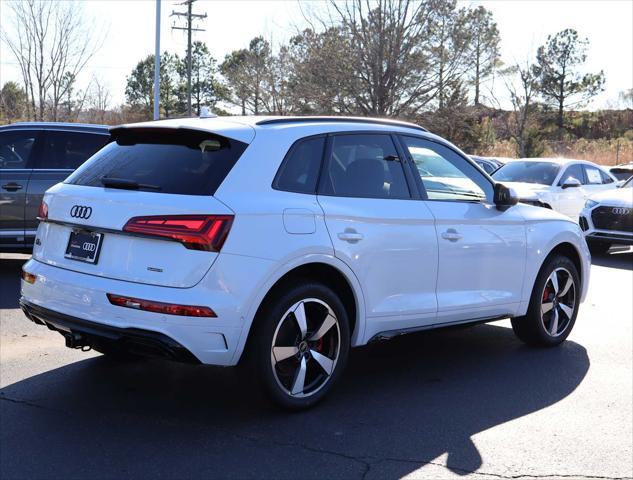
[584,165,603,185]
[401,136,493,202]
[41,131,109,169]
[559,164,585,185]
[0,130,38,169]
[320,134,410,199]
[274,136,324,194]
[599,169,614,184]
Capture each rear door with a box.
[34,127,247,288]
[0,129,40,249]
[317,132,438,338]
[26,129,110,247]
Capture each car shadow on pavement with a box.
[0,257,29,310]
[591,249,633,270]
[1,323,589,479]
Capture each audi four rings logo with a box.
[612,207,630,215]
[82,242,97,252]
[70,205,92,219]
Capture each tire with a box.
[511,254,580,347]
[248,280,350,410]
[588,241,611,255]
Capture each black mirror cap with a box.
[494,183,519,211]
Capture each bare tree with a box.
[85,77,111,123]
[500,62,541,157]
[1,0,102,121]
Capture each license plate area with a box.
[65,230,103,264]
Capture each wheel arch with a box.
[231,255,366,365]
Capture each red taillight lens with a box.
[21,269,37,284]
[38,201,48,220]
[122,214,233,251]
[107,293,216,317]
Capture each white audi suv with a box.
[20,116,591,409]
[492,158,619,219]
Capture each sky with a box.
[0,0,631,110]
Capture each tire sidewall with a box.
[252,281,350,410]
[528,255,580,345]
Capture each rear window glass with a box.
[65,129,248,195]
[41,131,110,169]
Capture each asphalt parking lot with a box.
[1,251,632,480]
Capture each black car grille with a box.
[591,206,633,231]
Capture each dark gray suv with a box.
[0,123,110,252]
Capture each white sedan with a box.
[492,158,619,219]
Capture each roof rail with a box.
[255,116,427,132]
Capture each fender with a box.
[517,220,591,316]
[229,253,367,365]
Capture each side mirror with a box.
[494,183,518,211]
[561,178,581,189]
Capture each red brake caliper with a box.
[543,286,551,302]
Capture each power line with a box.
[171,0,206,116]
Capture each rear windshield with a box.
[492,161,560,186]
[65,128,248,195]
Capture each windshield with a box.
[623,176,633,188]
[492,161,560,185]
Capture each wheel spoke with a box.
[558,275,573,298]
[291,356,307,395]
[548,271,559,295]
[549,308,559,335]
[541,301,554,314]
[309,313,337,341]
[559,302,574,320]
[310,350,334,375]
[272,346,298,363]
[293,302,308,339]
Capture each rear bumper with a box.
[20,299,200,363]
[19,255,275,366]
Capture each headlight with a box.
[585,199,599,209]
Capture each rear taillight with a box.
[106,293,216,317]
[122,214,233,252]
[38,201,48,220]
[21,269,37,284]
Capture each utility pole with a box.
[171,0,206,116]
[153,0,161,120]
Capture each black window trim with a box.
[396,134,495,205]
[315,130,417,201]
[271,133,327,195]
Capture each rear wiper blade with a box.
[100,177,161,191]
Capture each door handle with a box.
[338,230,364,243]
[1,183,23,191]
[441,229,462,242]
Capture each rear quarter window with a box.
[273,136,325,194]
[65,129,248,195]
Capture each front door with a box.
[317,133,439,340]
[0,130,40,250]
[399,135,527,323]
